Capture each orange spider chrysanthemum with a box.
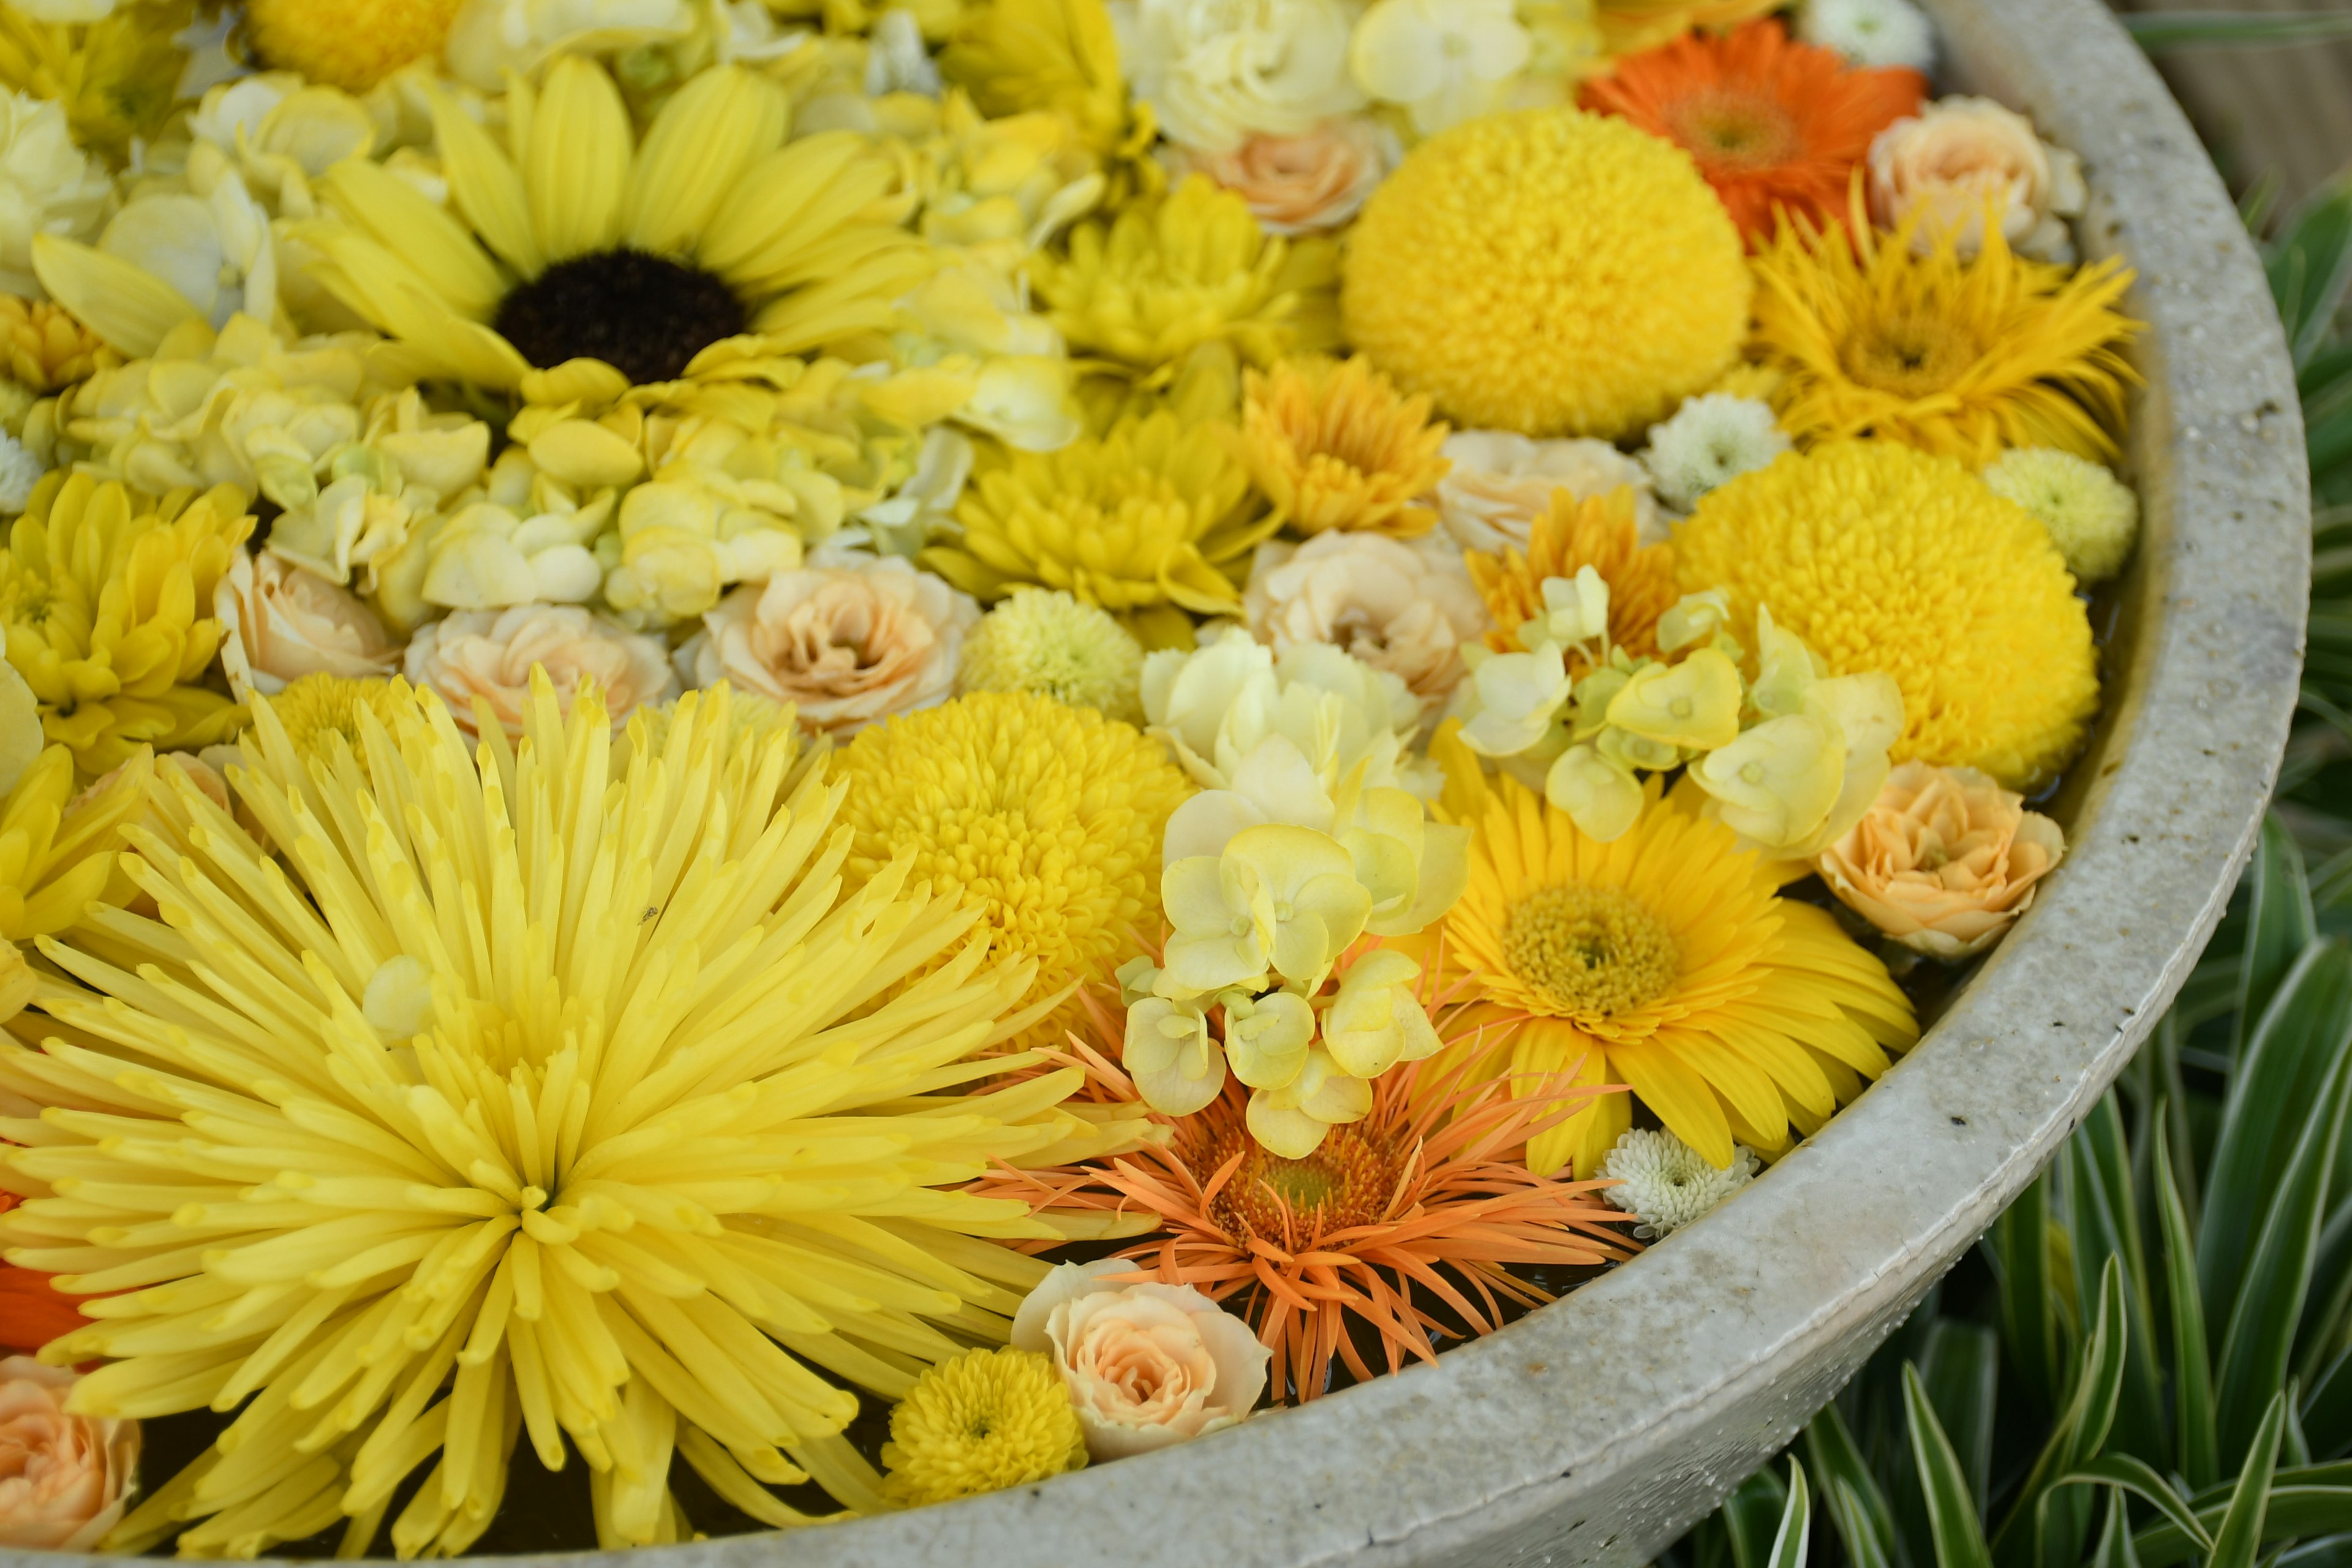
[1238,355,1452,538]
[984,990,1638,1403]
[1581,21,1925,242]
[1466,486,1677,665]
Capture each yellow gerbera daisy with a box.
[1751,203,2142,464]
[287,56,929,396]
[0,0,189,163]
[1468,486,1675,665]
[1237,355,1450,538]
[1430,735,1916,1177]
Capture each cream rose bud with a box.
[1011,1259,1271,1460]
[0,1359,137,1551]
[1868,97,2087,263]
[1436,431,1662,554]
[1166,117,1395,235]
[1816,760,2065,959]
[1243,532,1488,714]
[404,605,678,737]
[216,548,401,698]
[677,557,979,739]
[1110,0,1365,154]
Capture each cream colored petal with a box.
[430,86,543,280]
[31,234,201,357]
[323,159,508,320]
[528,55,632,263]
[622,66,790,260]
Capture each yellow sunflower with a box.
[285,56,930,396]
[1751,202,2141,464]
[1428,733,1915,1177]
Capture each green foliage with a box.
[2122,12,2352,51]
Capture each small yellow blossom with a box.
[1238,355,1450,538]
[880,1349,1088,1507]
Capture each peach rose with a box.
[1166,116,1395,235]
[1434,431,1662,554]
[404,605,678,737]
[217,549,401,698]
[1011,1259,1270,1460]
[677,557,979,738]
[1243,531,1488,712]
[1868,96,2087,263]
[0,1359,137,1551]
[1817,760,2065,959]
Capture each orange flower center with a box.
[1505,883,1679,1016]
[1840,308,1985,398]
[1198,1120,1408,1245]
[1665,89,1803,172]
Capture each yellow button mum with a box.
[1341,108,1750,440]
[1673,441,2099,789]
[879,1348,1087,1507]
[245,0,462,92]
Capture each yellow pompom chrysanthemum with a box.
[1673,441,2100,789]
[878,1348,1088,1507]
[1,679,1152,1555]
[833,692,1191,1050]
[243,0,463,92]
[1341,108,1749,440]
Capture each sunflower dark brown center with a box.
[492,248,745,385]
[1198,1121,1406,1247]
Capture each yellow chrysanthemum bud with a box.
[1238,355,1450,538]
[880,1349,1088,1508]
[0,295,115,393]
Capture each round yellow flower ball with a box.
[1341,108,1751,440]
[1674,441,2100,790]
[244,0,465,92]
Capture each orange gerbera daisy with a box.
[1581,21,1925,242]
[1466,486,1676,665]
[985,988,1638,1403]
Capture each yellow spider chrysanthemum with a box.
[1,679,1153,1556]
[289,56,929,396]
[0,473,252,778]
[0,295,116,394]
[0,0,188,162]
[1341,108,1749,440]
[1430,742,1915,1177]
[1238,356,1450,539]
[1468,486,1675,665]
[833,692,1190,1050]
[924,409,1276,645]
[1751,206,2142,464]
[1674,440,2100,789]
[243,0,463,92]
[878,1348,1087,1507]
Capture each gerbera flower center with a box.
[1841,307,1986,398]
[492,249,747,385]
[1665,89,1803,172]
[1200,1120,1407,1245]
[1504,883,1681,1016]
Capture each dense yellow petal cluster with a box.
[833,692,1191,1052]
[878,1348,1087,1506]
[924,410,1275,643]
[262,673,414,769]
[0,742,143,948]
[243,0,462,92]
[0,474,254,776]
[0,680,1152,1555]
[1469,487,1675,665]
[0,0,189,161]
[1673,442,2098,788]
[1751,209,2141,465]
[1341,108,1749,439]
[0,295,116,395]
[1237,356,1450,538]
[941,0,1152,169]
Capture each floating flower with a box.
[1166,118,1394,236]
[1594,0,1782,55]
[1600,1128,1758,1238]
[1869,97,2086,263]
[1750,203,2141,464]
[0,2,186,164]
[1468,487,1676,666]
[215,548,401,698]
[833,691,1191,1047]
[401,603,679,736]
[1798,0,1936,70]
[1434,430,1661,554]
[1011,1258,1270,1458]
[2,681,1153,1553]
[0,475,253,776]
[1143,627,1431,801]
[943,0,1154,167]
[1244,532,1487,713]
[1033,176,1309,382]
[1640,394,1792,511]
[0,91,109,303]
[959,587,1146,722]
[878,1349,1088,1507]
[989,1017,1638,1401]
[242,0,461,91]
[1237,355,1450,539]
[1675,440,2098,788]
[1980,445,2141,584]
[297,58,926,394]
[1817,759,2065,958]
[678,557,980,738]
[0,1360,135,1551]
[1581,21,1923,243]
[1112,0,1363,154]
[0,296,112,394]
[1350,0,1532,135]
[1342,108,1749,439]
[1428,743,1916,1175]
[925,410,1276,645]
